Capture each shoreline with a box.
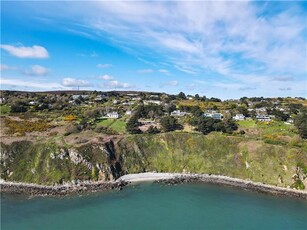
[117,173,307,199]
[1,173,307,199]
[0,180,127,197]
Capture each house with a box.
[256,115,271,122]
[0,98,5,104]
[144,100,161,105]
[132,97,142,101]
[125,110,132,116]
[94,95,108,101]
[106,112,120,119]
[72,95,89,100]
[29,101,38,105]
[171,110,187,117]
[113,100,119,105]
[233,114,245,121]
[255,107,267,113]
[203,112,223,120]
[211,113,223,120]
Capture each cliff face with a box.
[1,133,306,189]
[0,140,123,185]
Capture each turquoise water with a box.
[1,183,307,230]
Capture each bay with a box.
[1,183,307,230]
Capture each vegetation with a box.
[5,119,50,135]
[0,105,10,114]
[160,116,182,132]
[0,90,306,189]
[294,109,307,139]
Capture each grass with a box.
[97,118,126,133]
[258,121,296,136]
[238,120,256,128]
[0,105,10,115]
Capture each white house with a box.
[233,114,245,121]
[144,100,161,105]
[171,110,187,117]
[72,95,89,100]
[203,113,223,120]
[106,112,120,119]
[29,101,38,105]
[125,110,132,116]
[256,115,271,122]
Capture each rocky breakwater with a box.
[0,179,128,197]
[155,174,307,199]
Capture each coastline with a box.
[117,173,307,199]
[1,173,307,199]
[0,180,127,197]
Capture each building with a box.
[144,100,161,105]
[29,101,38,105]
[106,112,120,119]
[256,115,271,122]
[203,113,223,120]
[72,95,89,100]
[233,114,245,121]
[171,110,187,117]
[125,110,132,116]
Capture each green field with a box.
[237,120,256,128]
[0,105,10,115]
[97,119,126,133]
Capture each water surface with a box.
[1,183,307,229]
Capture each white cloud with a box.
[272,76,294,82]
[167,80,178,86]
[97,63,112,68]
[98,74,114,80]
[86,1,305,82]
[159,69,170,75]
[24,65,49,76]
[0,64,15,71]
[0,78,63,90]
[61,78,91,87]
[138,69,154,73]
[103,80,134,89]
[1,45,49,58]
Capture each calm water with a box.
[1,183,307,230]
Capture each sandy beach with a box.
[117,172,307,199]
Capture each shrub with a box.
[5,119,50,135]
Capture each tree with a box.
[160,116,182,132]
[237,106,248,116]
[11,101,28,113]
[294,110,307,139]
[195,94,200,100]
[146,126,160,134]
[271,109,289,121]
[223,119,238,133]
[288,103,303,114]
[178,92,186,100]
[164,103,176,114]
[126,115,142,134]
[191,106,203,117]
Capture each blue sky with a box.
[1,0,306,99]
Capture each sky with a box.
[1,0,306,99]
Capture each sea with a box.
[1,183,307,230]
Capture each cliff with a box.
[1,133,306,189]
